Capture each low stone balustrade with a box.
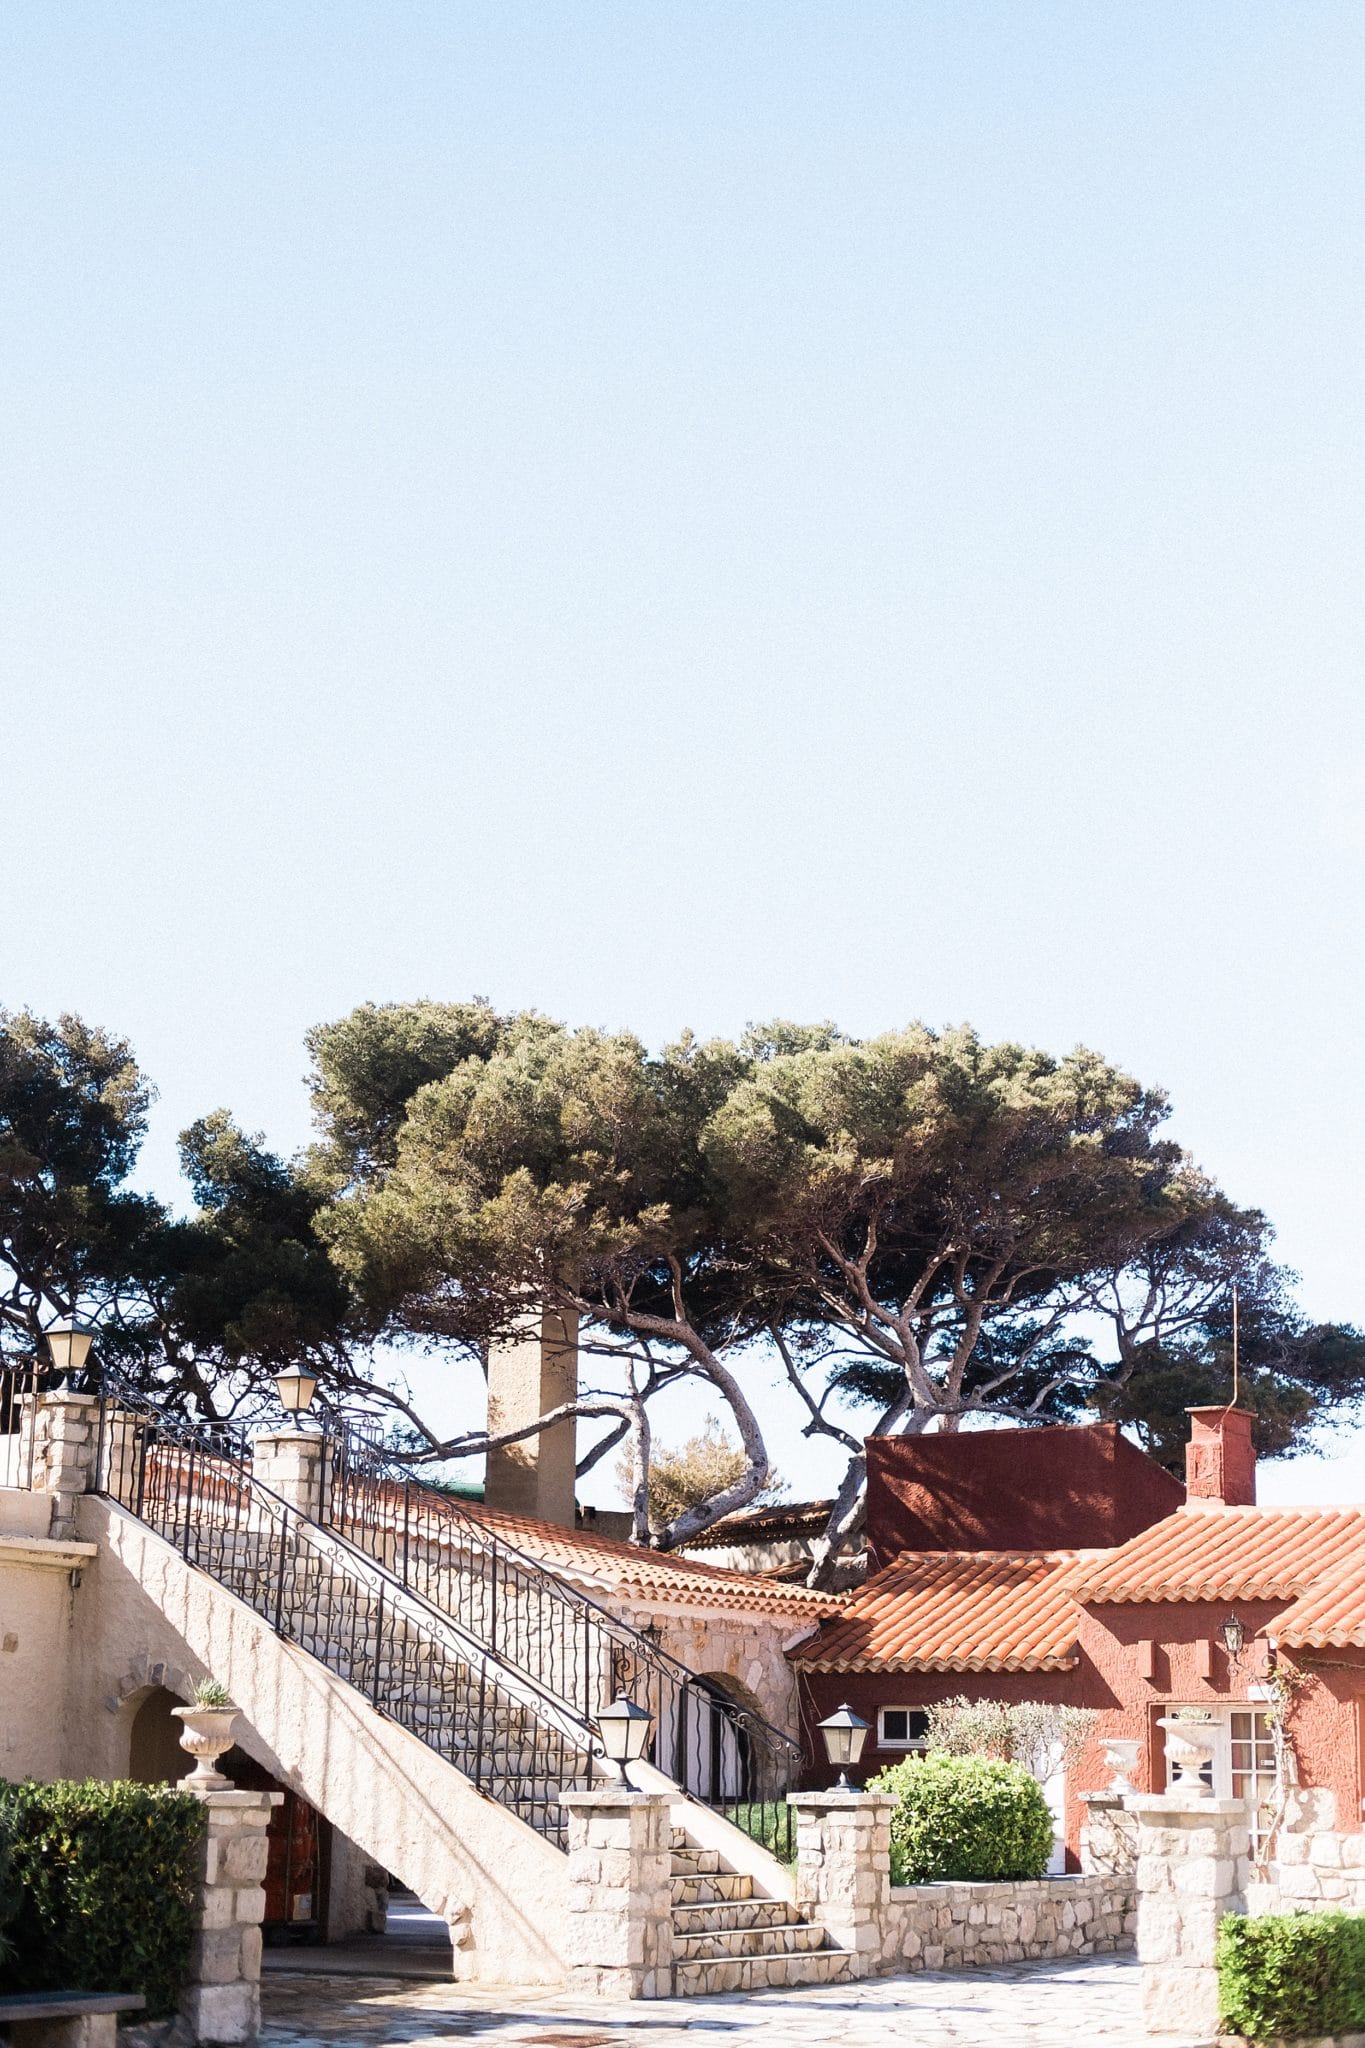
[787,1788,1135,1981]
[880,1873,1134,1973]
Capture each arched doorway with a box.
[126,1685,325,1942]
[128,1686,189,1785]
[654,1673,758,1803]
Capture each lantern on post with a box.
[817,1702,871,1793]
[273,1369,319,1420]
[44,1320,99,1383]
[595,1695,653,1785]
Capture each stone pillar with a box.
[1080,1792,1139,1878]
[1128,1791,1248,2037]
[180,1788,282,2046]
[33,1391,101,1536]
[485,1306,579,1528]
[789,1791,896,1977]
[558,1788,673,2000]
[251,1431,324,1520]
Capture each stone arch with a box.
[104,1653,196,1778]
[697,1669,766,1723]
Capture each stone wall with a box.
[789,1790,1135,1983]
[877,1874,1134,1974]
[1240,1790,1365,1917]
[650,1605,801,1750]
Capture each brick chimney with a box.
[1184,1406,1256,1507]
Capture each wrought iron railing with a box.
[0,1361,802,1860]
[325,1421,802,1858]
[0,1358,38,1490]
[91,1387,596,1848]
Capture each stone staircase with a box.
[668,1827,853,1994]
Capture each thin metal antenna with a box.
[1231,1283,1239,1408]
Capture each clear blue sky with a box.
[4,4,1364,1502]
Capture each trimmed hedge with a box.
[867,1752,1054,1886]
[1218,1910,1365,2042]
[0,1780,206,2016]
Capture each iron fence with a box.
[92,1387,596,1848]
[327,1422,802,1859]
[1,1360,801,1861]
[0,1358,40,1490]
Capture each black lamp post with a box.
[595,1695,653,1785]
[1221,1613,1246,1666]
[817,1703,871,1793]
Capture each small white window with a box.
[1161,1706,1278,1842]
[878,1707,929,1750]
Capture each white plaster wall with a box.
[0,1532,94,1780]
[69,1497,572,1986]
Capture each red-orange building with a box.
[789,1411,1365,1863]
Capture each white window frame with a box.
[877,1706,929,1751]
[1167,1704,1277,1835]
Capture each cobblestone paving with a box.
[261,1953,1207,2047]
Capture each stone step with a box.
[670,1847,721,1875]
[670,1898,792,1934]
[670,1871,753,1905]
[673,1921,829,1963]
[672,1949,855,1996]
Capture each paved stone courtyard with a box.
[260,1953,1208,2047]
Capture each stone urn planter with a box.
[172,1704,240,1790]
[1102,1738,1140,1795]
[1157,1713,1216,1796]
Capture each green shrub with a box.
[867,1752,1054,1885]
[1217,1910,1365,2041]
[0,1797,21,1974]
[0,1780,207,2017]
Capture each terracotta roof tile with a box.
[1074,1505,1365,1606]
[788,1550,1091,1673]
[461,1501,842,1617]
[1273,1561,1365,1649]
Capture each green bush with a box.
[1217,1910,1365,2041]
[0,1797,21,1973]
[0,1780,207,2016]
[867,1752,1055,1885]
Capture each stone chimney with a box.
[484,1306,579,1527]
[1184,1406,1256,1507]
